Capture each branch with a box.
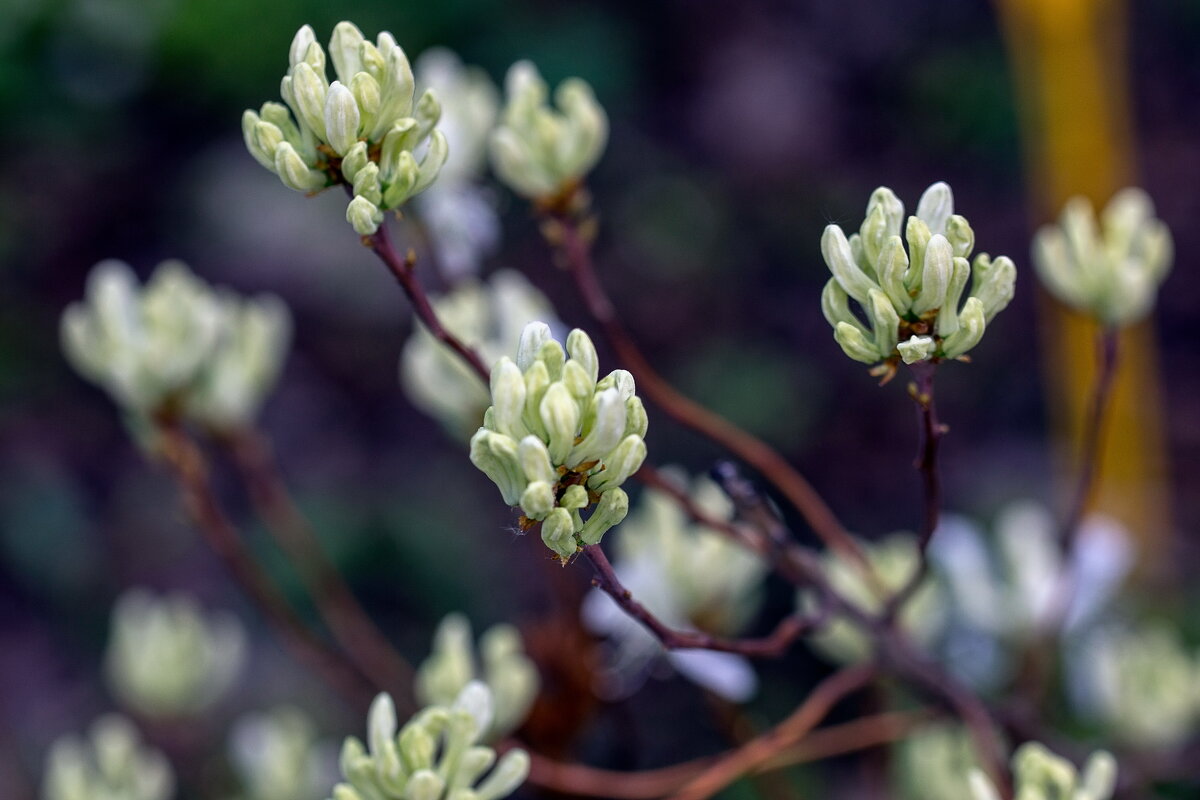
[581,544,820,658]
[545,209,870,573]
[364,221,490,382]
[221,427,416,710]
[154,421,375,710]
[668,664,879,800]
[519,708,928,799]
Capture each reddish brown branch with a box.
[221,427,415,710]
[582,543,819,658]
[547,211,869,572]
[155,422,375,710]
[668,664,879,800]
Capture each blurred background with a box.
[1,0,1198,798]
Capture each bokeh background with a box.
[1,0,1198,798]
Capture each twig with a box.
[635,463,769,556]
[221,427,415,710]
[364,222,490,382]
[154,421,375,710]
[545,209,870,573]
[668,664,879,800]
[581,544,820,657]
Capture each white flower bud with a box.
[913,234,953,314]
[539,382,580,465]
[289,61,328,139]
[833,321,880,364]
[578,487,629,545]
[288,25,317,68]
[866,288,900,358]
[624,396,648,438]
[490,358,528,439]
[941,297,986,359]
[570,388,625,467]
[935,256,972,337]
[946,214,975,258]
[877,234,912,313]
[412,129,449,196]
[329,21,366,84]
[516,322,553,371]
[274,142,325,192]
[520,481,556,520]
[541,508,577,559]
[821,225,876,304]
[915,180,954,236]
[324,81,361,155]
[351,161,382,206]
[905,216,932,292]
[469,429,526,506]
[589,434,646,493]
[346,194,383,235]
[897,335,936,365]
[559,484,588,510]
[476,750,532,800]
[350,71,381,130]
[340,140,369,183]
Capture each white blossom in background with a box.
[61,260,291,435]
[43,715,174,800]
[801,533,944,664]
[229,707,334,800]
[469,323,648,559]
[400,270,559,439]
[1033,188,1173,326]
[105,588,246,718]
[415,613,539,741]
[242,22,448,235]
[1068,624,1200,750]
[969,742,1116,800]
[489,61,608,200]
[413,49,502,281]
[930,502,1132,687]
[819,182,1016,377]
[582,470,767,702]
[328,685,529,800]
[896,724,980,800]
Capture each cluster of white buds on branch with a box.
[330,686,528,800]
[489,62,607,202]
[469,323,647,560]
[43,716,174,800]
[969,743,1116,800]
[820,182,1016,379]
[1033,188,1173,326]
[415,613,539,741]
[242,22,448,235]
[60,261,291,436]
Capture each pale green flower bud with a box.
[289,25,317,68]
[566,328,599,385]
[897,335,936,365]
[490,358,527,438]
[868,186,905,236]
[859,204,890,271]
[469,429,525,506]
[821,225,876,303]
[562,359,595,404]
[935,256,972,337]
[579,487,629,545]
[971,743,1117,800]
[44,715,174,800]
[516,322,553,370]
[382,150,420,209]
[329,21,366,84]
[350,71,381,131]
[905,217,932,292]
[476,751,531,800]
[1033,188,1172,325]
[379,120,420,178]
[542,508,577,559]
[346,195,383,235]
[624,396,648,438]
[289,61,328,139]
[352,161,383,207]
[866,288,899,359]
[821,279,868,335]
[970,254,1016,322]
[324,81,361,155]
[560,484,588,510]
[833,321,881,364]
[915,180,954,236]
[570,388,626,466]
[877,235,912,313]
[539,382,579,465]
[371,45,416,141]
[519,481,555,519]
[406,771,444,800]
[589,434,646,493]
[341,140,369,183]
[517,435,556,485]
[242,112,276,169]
[414,88,442,142]
[274,141,326,192]
[945,214,975,258]
[412,129,449,196]
[913,234,954,314]
[942,298,986,359]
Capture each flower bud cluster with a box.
[969,743,1116,800]
[105,588,246,718]
[800,534,944,664]
[229,707,329,800]
[415,613,539,741]
[489,62,607,201]
[401,270,559,440]
[242,22,448,235]
[330,685,529,800]
[820,182,1016,376]
[61,261,291,432]
[1074,624,1200,749]
[469,323,648,560]
[43,715,174,800]
[1033,188,1173,326]
[896,724,981,800]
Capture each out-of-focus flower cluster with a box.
[1033,188,1173,326]
[489,62,607,201]
[401,270,559,440]
[105,588,246,718]
[43,715,174,800]
[416,613,539,741]
[329,685,529,800]
[229,707,332,800]
[969,743,1116,800]
[582,470,767,701]
[61,260,290,435]
[469,323,647,559]
[820,182,1016,374]
[896,724,981,800]
[242,22,448,235]
[801,533,944,664]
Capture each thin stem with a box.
[154,421,375,710]
[365,222,490,382]
[221,427,415,710]
[519,709,927,799]
[581,544,820,657]
[547,211,869,572]
[667,664,879,800]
